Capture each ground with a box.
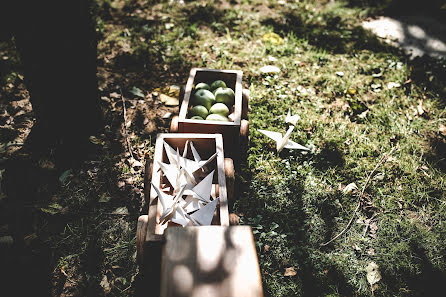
[0,0,445,296]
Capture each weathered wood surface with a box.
[146,134,229,242]
[160,226,263,297]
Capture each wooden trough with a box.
[137,133,235,265]
[170,68,249,158]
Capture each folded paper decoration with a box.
[258,125,310,152]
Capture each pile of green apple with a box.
[188,80,235,122]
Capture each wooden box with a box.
[143,134,230,244]
[171,68,249,158]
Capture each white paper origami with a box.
[285,109,300,126]
[170,205,190,227]
[183,170,214,203]
[189,198,219,226]
[258,125,310,153]
[163,141,217,177]
[181,195,205,213]
[151,182,186,224]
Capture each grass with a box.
[1,0,445,296]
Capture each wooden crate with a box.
[145,134,230,243]
[171,68,249,158]
[160,226,264,297]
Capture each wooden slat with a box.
[160,226,264,297]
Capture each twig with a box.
[120,88,134,159]
[321,146,397,246]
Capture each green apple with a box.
[212,87,223,95]
[209,103,229,117]
[191,115,204,120]
[190,105,209,119]
[210,80,226,91]
[215,87,235,107]
[195,82,210,91]
[192,89,215,110]
[206,113,229,122]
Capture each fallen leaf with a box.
[366,262,381,291]
[41,203,63,215]
[347,88,357,95]
[343,182,358,194]
[117,181,125,188]
[440,124,446,137]
[100,275,111,294]
[358,109,369,119]
[59,169,73,184]
[99,194,112,203]
[387,82,401,89]
[417,100,426,116]
[0,236,13,247]
[369,221,378,239]
[262,32,284,45]
[268,56,278,62]
[260,65,280,74]
[168,85,181,98]
[284,267,297,277]
[160,93,179,106]
[89,136,105,146]
[367,248,375,255]
[101,96,111,103]
[373,172,385,181]
[130,87,145,98]
[336,71,344,77]
[113,207,129,215]
[128,157,143,168]
[264,245,270,252]
[109,92,121,99]
[162,111,173,119]
[165,23,174,29]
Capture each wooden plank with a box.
[146,134,230,242]
[160,226,264,297]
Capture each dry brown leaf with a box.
[343,182,358,194]
[439,124,446,137]
[284,267,297,277]
[160,94,179,106]
[264,245,270,252]
[366,262,381,291]
[128,157,143,168]
[109,92,121,99]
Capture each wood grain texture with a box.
[146,134,229,242]
[160,226,263,297]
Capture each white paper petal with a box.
[190,198,218,226]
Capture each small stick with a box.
[120,88,134,159]
[320,146,397,247]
